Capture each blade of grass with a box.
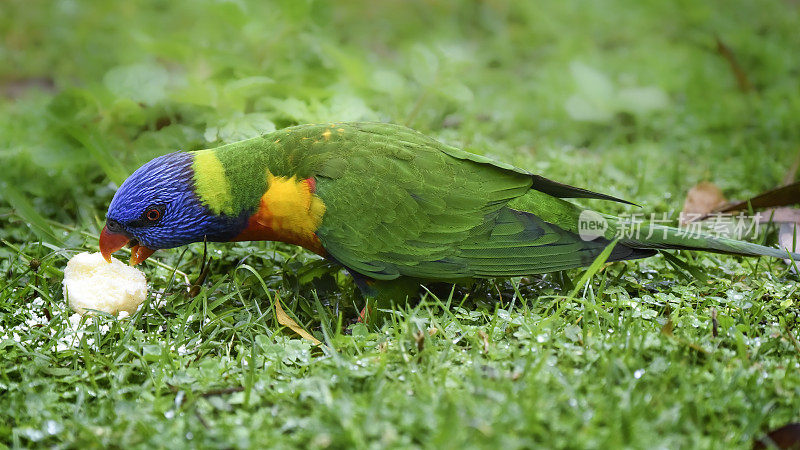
[61,126,129,185]
[3,184,65,247]
[568,239,619,299]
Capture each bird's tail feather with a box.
[620,223,800,261]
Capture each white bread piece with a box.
[63,252,147,316]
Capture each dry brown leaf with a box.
[275,296,321,345]
[779,222,799,255]
[681,172,799,269]
[755,208,800,270]
[757,208,800,224]
[711,308,718,338]
[661,318,674,336]
[413,330,425,352]
[681,181,727,224]
[715,181,800,214]
[753,422,800,450]
[478,329,490,353]
[715,36,753,93]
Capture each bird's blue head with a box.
[100,152,245,264]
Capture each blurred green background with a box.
[2,0,799,448]
[3,0,798,222]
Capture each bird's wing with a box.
[311,123,647,280]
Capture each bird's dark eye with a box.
[146,208,162,222]
[128,204,166,227]
[143,204,166,224]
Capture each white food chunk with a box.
[63,252,148,316]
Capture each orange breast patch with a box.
[233,174,327,255]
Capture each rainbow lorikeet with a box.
[100,122,798,303]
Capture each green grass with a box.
[1,0,799,448]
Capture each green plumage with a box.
[201,122,799,283]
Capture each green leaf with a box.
[223,76,275,110]
[616,86,669,115]
[3,183,64,246]
[319,93,376,122]
[204,113,276,143]
[569,62,615,110]
[565,61,668,122]
[409,44,439,84]
[103,63,171,105]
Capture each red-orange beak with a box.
[99,225,156,265]
[129,245,156,266]
[99,225,129,263]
